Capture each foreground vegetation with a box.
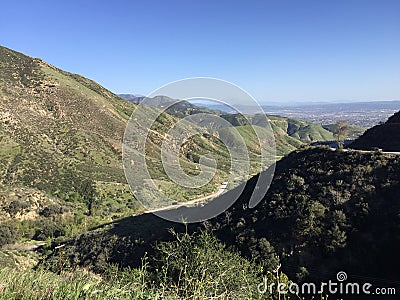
[0,267,153,300]
[0,231,297,299]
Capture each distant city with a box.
[194,100,400,128]
[262,101,400,128]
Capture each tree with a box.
[79,179,97,216]
[334,120,349,149]
[248,237,280,271]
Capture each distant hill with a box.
[268,115,335,143]
[350,110,400,151]
[117,94,144,101]
[322,123,365,139]
[193,113,337,155]
[221,114,337,142]
[118,94,223,118]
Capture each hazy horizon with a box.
[119,92,400,106]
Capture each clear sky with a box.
[1,0,399,103]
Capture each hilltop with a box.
[118,94,223,118]
[351,110,400,151]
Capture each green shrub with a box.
[34,220,66,240]
[151,230,270,299]
[0,222,19,247]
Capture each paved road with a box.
[146,182,228,213]
[4,242,46,251]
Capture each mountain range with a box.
[0,45,351,227]
[2,45,399,298]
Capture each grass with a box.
[0,230,287,300]
[0,267,160,300]
[0,249,39,270]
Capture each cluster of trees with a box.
[208,147,400,283]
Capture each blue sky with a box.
[1,0,399,103]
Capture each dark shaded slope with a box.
[387,111,400,123]
[351,111,400,151]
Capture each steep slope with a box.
[0,47,239,225]
[0,46,139,225]
[351,110,400,151]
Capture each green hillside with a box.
[222,114,337,144]
[0,46,233,238]
[268,115,335,143]
[0,46,300,241]
[0,45,141,239]
[322,123,365,139]
[219,114,341,156]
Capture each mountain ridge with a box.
[351,110,400,151]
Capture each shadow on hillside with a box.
[104,177,257,239]
[98,165,272,241]
[39,163,266,272]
